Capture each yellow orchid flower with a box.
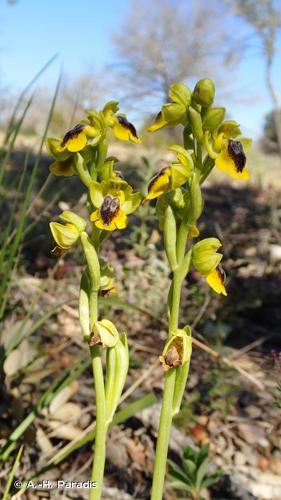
[56,124,88,153]
[89,180,142,232]
[113,115,141,144]
[50,211,86,255]
[215,138,250,181]
[146,145,193,200]
[192,238,227,296]
[148,83,191,132]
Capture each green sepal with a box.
[162,102,186,123]
[50,221,80,249]
[91,319,119,348]
[59,211,87,232]
[89,181,104,208]
[169,83,191,107]
[202,107,225,131]
[122,192,142,214]
[218,120,241,138]
[192,237,223,276]
[45,137,71,161]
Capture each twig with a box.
[229,336,268,360]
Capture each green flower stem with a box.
[89,289,108,500]
[90,345,108,500]
[80,233,107,499]
[151,222,189,500]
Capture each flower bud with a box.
[90,319,119,348]
[202,107,225,131]
[188,107,204,143]
[192,237,223,276]
[192,79,215,107]
[164,206,178,271]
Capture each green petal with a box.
[122,192,142,214]
[89,182,105,208]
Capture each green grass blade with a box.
[4,54,58,145]
[50,392,157,466]
[0,354,90,462]
[4,300,72,356]
[0,73,61,319]
[0,94,34,187]
[2,445,24,500]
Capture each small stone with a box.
[238,423,266,445]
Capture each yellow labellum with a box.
[146,168,171,200]
[206,268,227,296]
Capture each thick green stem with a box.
[80,234,107,499]
[90,345,107,500]
[151,369,177,499]
[89,290,107,500]
[151,222,189,500]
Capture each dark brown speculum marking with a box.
[227,139,246,173]
[117,115,138,139]
[100,196,120,225]
[61,123,85,147]
[148,167,168,192]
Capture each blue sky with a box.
[0,0,280,138]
